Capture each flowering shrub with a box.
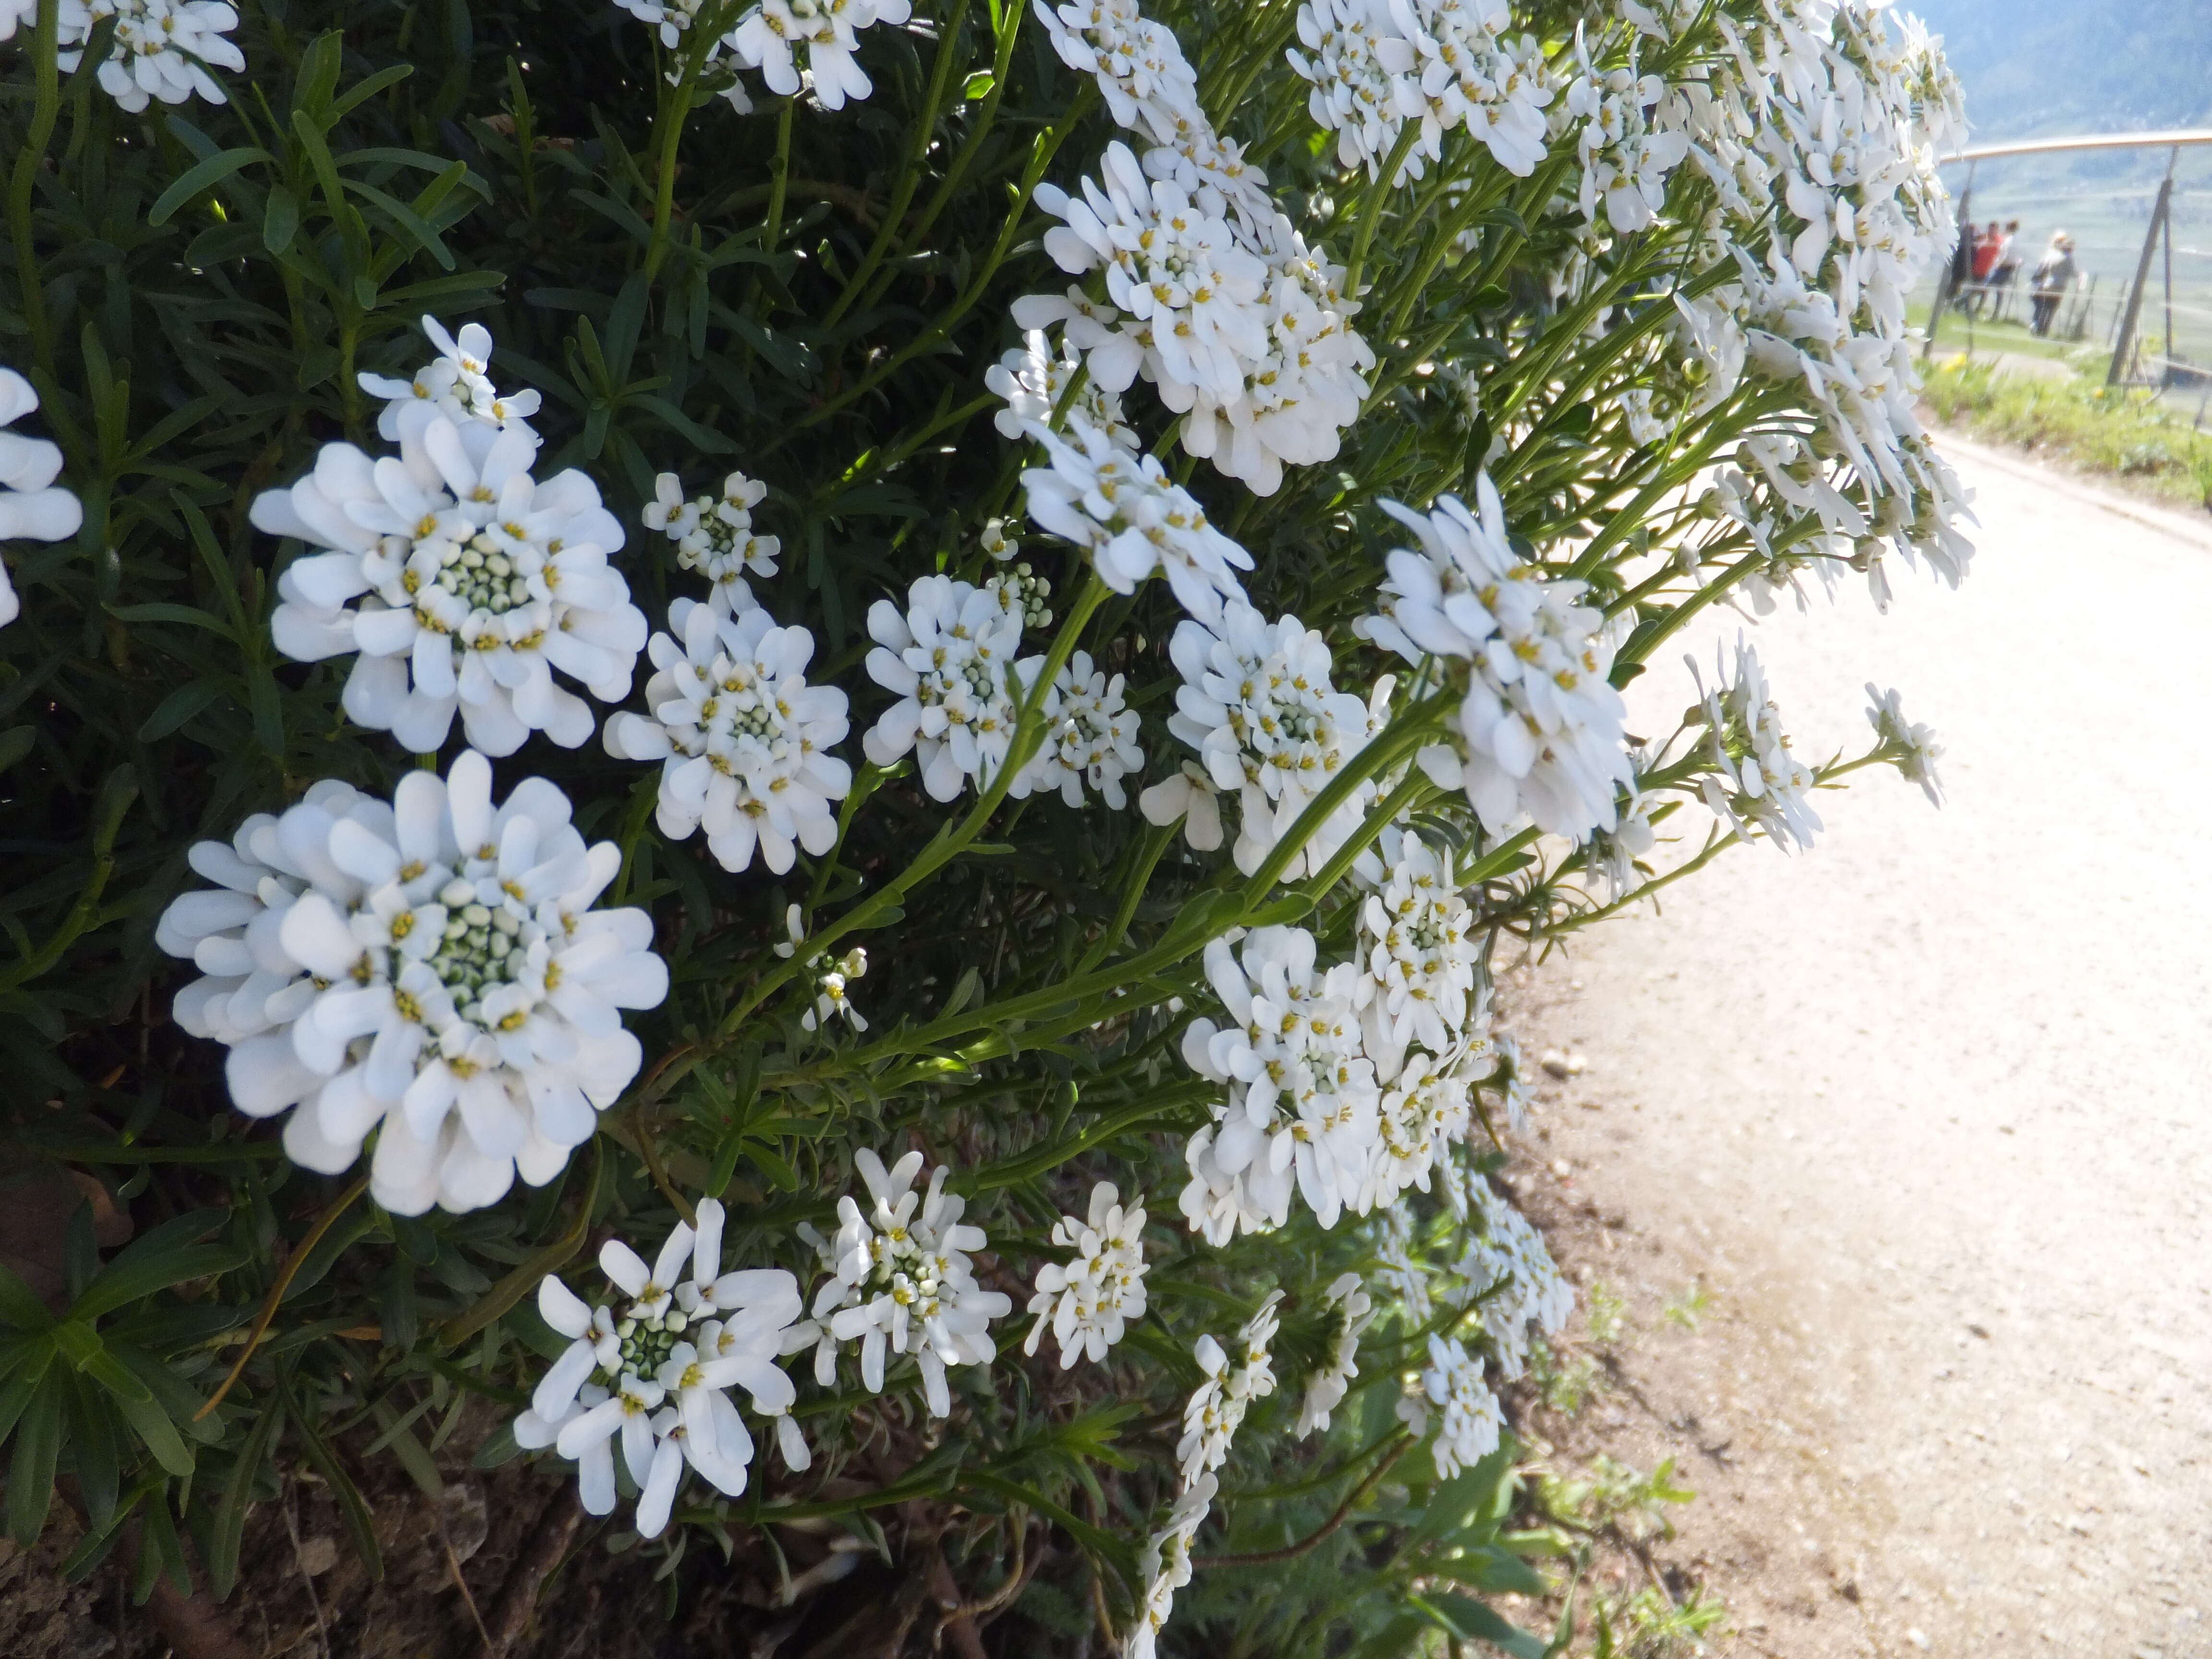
[0,0,1962,1650]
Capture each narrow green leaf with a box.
[148,147,271,226]
[277,1371,381,1582]
[262,183,301,254]
[207,1396,283,1600]
[7,1377,63,1545]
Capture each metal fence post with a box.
[2108,146,2178,386]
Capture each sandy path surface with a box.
[1507,439,2212,1659]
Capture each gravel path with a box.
[1510,438,2212,1659]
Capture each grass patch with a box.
[1922,358,2212,511]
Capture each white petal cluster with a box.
[1140,602,1380,878]
[986,329,1139,453]
[1864,682,1942,807]
[728,0,911,109]
[1023,1181,1149,1367]
[358,317,543,445]
[1021,413,1253,626]
[517,1202,810,1539]
[603,598,851,874]
[46,0,245,113]
[1455,1178,1572,1381]
[1016,650,1144,810]
[259,331,646,756]
[1652,0,1974,587]
[1013,94,1375,494]
[800,1149,1013,1417]
[1556,45,1690,233]
[1128,1295,1280,1659]
[1362,1037,1491,1210]
[611,0,758,109]
[774,905,870,1033]
[1373,1202,1432,1322]
[1358,475,1633,843]
[641,470,780,618]
[1035,0,1199,142]
[984,560,1053,631]
[1692,635,1820,852]
[1288,0,1551,184]
[1295,1272,1375,1435]
[861,575,1044,801]
[1178,926,1379,1242]
[1356,827,1479,1078]
[0,367,84,628]
[1395,1332,1501,1478]
[154,752,668,1215]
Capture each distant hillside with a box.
[1907,0,2212,143]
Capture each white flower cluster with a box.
[774,905,870,1032]
[1127,1295,1281,1659]
[799,1149,1012,1417]
[641,469,780,618]
[25,0,249,114]
[1022,414,1254,625]
[1179,926,1379,1241]
[1455,1177,1572,1381]
[1692,635,1820,852]
[987,328,1140,452]
[1358,475,1633,843]
[154,752,668,1214]
[260,318,646,757]
[1139,603,1383,878]
[862,574,1045,801]
[1660,0,1974,590]
[1287,0,1551,185]
[1021,0,1376,494]
[1021,650,1146,810]
[517,1202,811,1539]
[1357,825,1479,1077]
[613,0,912,112]
[1295,1272,1375,1435]
[1864,682,1943,807]
[1025,1181,1149,1368]
[1555,41,1689,233]
[1396,1331,1501,1478]
[359,318,543,443]
[603,598,852,874]
[0,366,84,627]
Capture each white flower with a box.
[861,574,1044,801]
[1173,1293,1282,1482]
[1022,412,1253,628]
[1289,0,1427,183]
[1125,1472,1216,1659]
[1556,46,1690,233]
[1142,602,1381,878]
[1024,1181,1149,1367]
[1030,143,1269,411]
[1034,0,1200,142]
[807,1149,1012,1417]
[1362,1034,1496,1209]
[1865,683,1943,806]
[1455,1180,1572,1381]
[1691,635,1820,852]
[1357,827,1479,1077]
[153,752,668,1215]
[1357,475,1633,843]
[0,367,84,627]
[358,316,543,446]
[728,0,912,111]
[519,1202,807,1537]
[1177,926,1379,1241]
[1405,0,1552,176]
[774,906,870,1032]
[611,0,758,108]
[603,598,851,874]
[640,470,780,618]
[256,412,647,757]
[984,561,1053,631]
[1014,650,1144,811]
[1296,1272,1375,1435]
[1397,1333,1501,1478]
[1137,761,1224,854]
[1374,1210,1433,1323]
[50,0,245,114]
[986,328,1139,452]
[1584,779,1656,897]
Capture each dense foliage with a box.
[0,0,1963,1650]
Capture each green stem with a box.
[8,0,63,387]
[1339,122,1424,302]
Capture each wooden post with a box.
[2108,146,2178,386]
[1923,164,1974,361]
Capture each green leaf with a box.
[1411,1590,1548,1659]
[0,726,35,774]
[207,1396,284,1600]
[7,1375,63,1545]
[278,1371,382,1582]
[262,184,301,255]
[109,1381,195,1479]
[0,1258,56,1332]
[147,147,272,227]
[327,61,416,121]
[105,601,236,637]
[76,1215,241,1322]
[136,681,224,742]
